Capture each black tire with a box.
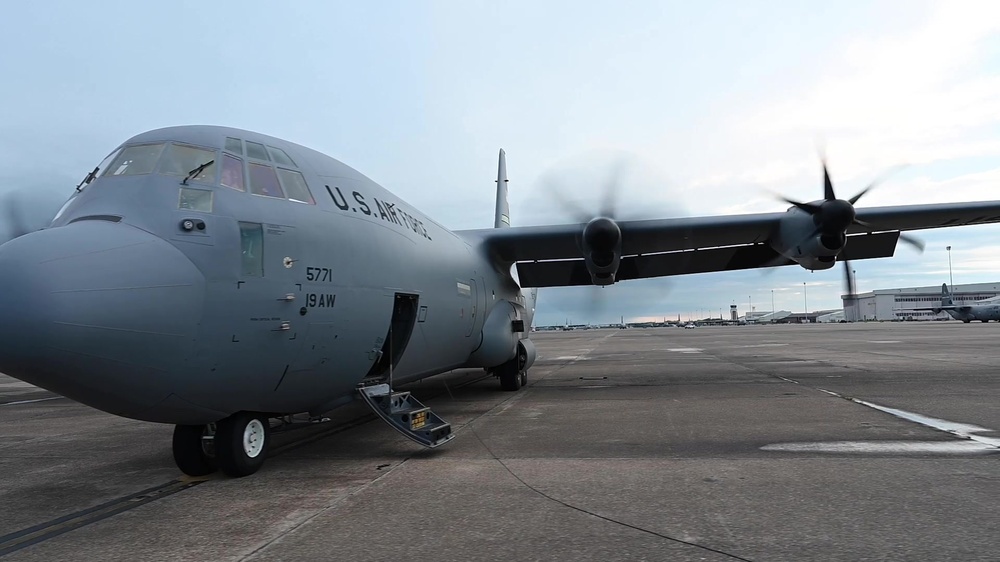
[519,370,528,387]
[172,424,217,477]
[498,361,521,391]
[215,412,270,477]
[964,319,971,323]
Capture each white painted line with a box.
[668,348,703,353]
[762,441,994,453]
[868,340,901,344]
[0,396,64,406]
[852,399,1000,448]
[765,389,1000,454]
[738,343,789,348]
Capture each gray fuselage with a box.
[0,126,533,424]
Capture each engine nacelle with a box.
[582,217,621,285]
[772,207,843,271]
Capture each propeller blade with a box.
[843,259,855,298]
[899,232,926,252]
[852,218,873,230]
[3,194,30,240]
[598,161,625,219]
[780,197,822,215]
[823,160,836,201]
[848,164,909,205]
[542,179,592,223]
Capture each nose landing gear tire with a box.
[215,412,270,477]
[172,424,217,477]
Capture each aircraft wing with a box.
[909,306,972,312]
[458,200,1000,288]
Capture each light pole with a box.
[748,295,752,321]
[803,282,808,316]
[771,289,775,319]
[947,245,953,291]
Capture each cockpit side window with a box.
[159,144,217,183]
[225,137,243,155]
[102,143,166,177]
[246,141,270,161]
[277,169,314,204]
[267,146,296,167]
[221,154,246,191]
[248,163,285,198]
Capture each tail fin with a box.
[494,149,510,229]
[941,283,954,306]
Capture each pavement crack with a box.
[466,428,754,562]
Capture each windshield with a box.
[102,143,166,177]
[159,144,217,183]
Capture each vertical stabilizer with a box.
[494,149,510,228]
[941,283,954,306]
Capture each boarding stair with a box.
[358,383,454,447]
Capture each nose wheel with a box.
[172,412,270,477]
[172,423,217,477]
[215,412,270,477]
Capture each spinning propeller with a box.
[777,158,924,298]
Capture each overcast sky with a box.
[2,1,999,325]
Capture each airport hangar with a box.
[841,282,1000,321]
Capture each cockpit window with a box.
[246,141,269,161]
[267,146,296,167]
[159,144,217,183]
[221,154,246,191]
[248,162,285,198]
[277,169,314,204]
[225,137,243,155]
[102,143,165,177]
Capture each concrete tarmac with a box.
[1,322,999,561]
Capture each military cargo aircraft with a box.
[2,125,1000,477]
[915,283,1000,322]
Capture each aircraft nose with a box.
[0,221,205,418]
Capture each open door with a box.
[362,293,419,385]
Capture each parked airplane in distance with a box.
[4,125,1000,477]
[916,284,1000,323]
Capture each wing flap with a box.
[515,232,899,288]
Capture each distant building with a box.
[842,282,1000,321]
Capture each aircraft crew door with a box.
[229,221,303,391]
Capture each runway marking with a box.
[868,340,901,344]
[737,343,789,348]
[0,396,63,406]
[763,387,1000,454]
[762,441,994,453]
[668,348,703,353]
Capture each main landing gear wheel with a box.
[172,424,217,477]
[498,364,521,391]
[215,412,270,477]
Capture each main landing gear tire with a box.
[497,363,523,392]
[172,424,217,477]
[964,319,971,323]
[215,412,270,477]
